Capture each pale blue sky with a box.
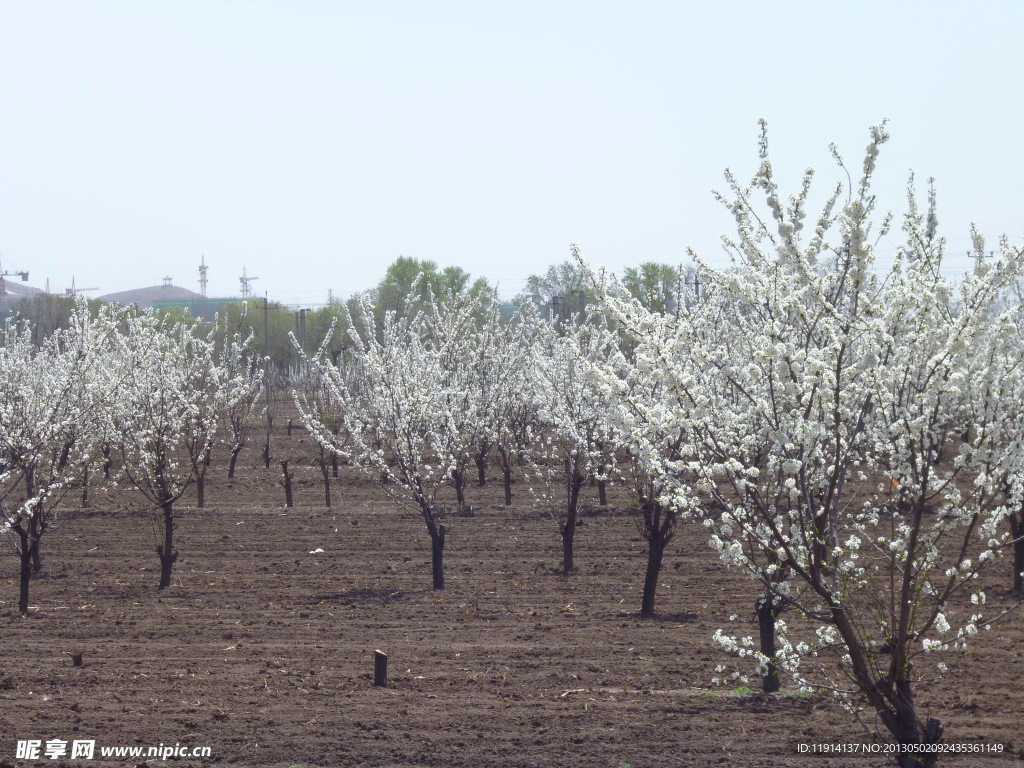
[2,1,1022,304]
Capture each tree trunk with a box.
[19,542,33,615]
[29,515,42,574]
[561,470,582,575]
[561,522,576,575]
[281,460,293,508]
[228,443,242,479]
[196,473,206,508]
[320,453,332,508]
[640,533,667,617]
[475,452,487,486]
[498,448,513,506]
[598,478,608,507]
[81,463,90,508]
[452,469,465,508]
[756,594,781,693]
[332,453,339,478]
[263,415,273,469]
[24,470,43,574]
[1011,511,1024,597]
[102,443,112,479]
[875,670,942,768]
[430,524,446,590]
[157,500,178,590]
[889,707,942,768]
[16,526,35,615]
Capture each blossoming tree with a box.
[216,311,265,481]
[297,291,475,589]
[490,306,544,506]
[582,261,705,616]
[588,122,1024,765]
[0,302,124,613]
[113,312,244,589]
[528,312,622,574]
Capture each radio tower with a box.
[198,256,209,298]
[239,266,258,299]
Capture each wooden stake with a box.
[373,649,388,687]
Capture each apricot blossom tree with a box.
[0,302,124,613]
[113,312,254,589]
[527,312,622,574]
[587,122,1024,765]
[297,289,494,589]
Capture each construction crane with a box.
[0,256,29,297]
[64,276,99,298]
[239,266,258,298]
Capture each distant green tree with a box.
[9,294,104,343]
[375,256,439,315]
[305,295,368,364]
[621,262,692,314]
[374,257,494,323]
[436,265,470,300]
[514,260,590,311]
[215,300,295,374]
[436,266,494,308]
[151,304,199,327]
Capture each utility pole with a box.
[292,308,308,368]
[263,293,273,470]
[263,294,270,393]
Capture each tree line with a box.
[4,255,697,374]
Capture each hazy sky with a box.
[2,1,1022,305]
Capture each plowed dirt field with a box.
[2,427,1022,767]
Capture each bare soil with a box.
[1,427,1022,768]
